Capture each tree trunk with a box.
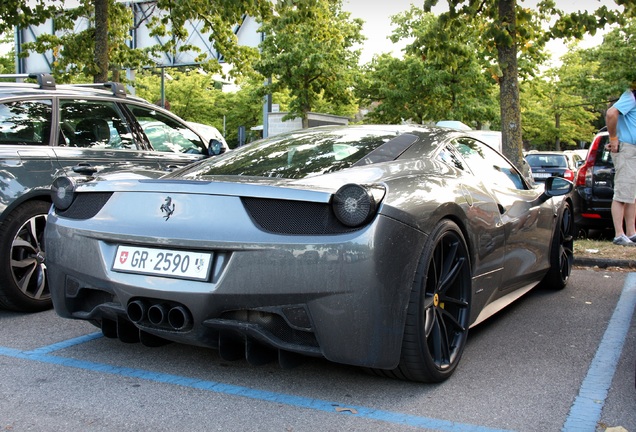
[555,112,561,151]
[94,0,108,83]
[497,0,523,170]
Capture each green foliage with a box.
[0,1,61,33]
[133,70,265,148]
[18,0,149,81]
[4,0,272,83]
[582,19,636,100]
[255,0,364,125]
[520,72,596,151]
[358,8,499,126]
[148,0,272,77]
[0,32,15,74]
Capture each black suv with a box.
[573,129,613,237]
[0,73,223,312]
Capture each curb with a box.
[574,257,636,269]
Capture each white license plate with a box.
[533,172,551,178]
[113,245,212,281]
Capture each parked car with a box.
[46,125,574,383]
[0,73,222,312]
[186,121,229,153]
[573,129,614,236]
[524,151,580,183]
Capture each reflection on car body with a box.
[46,125,574,383]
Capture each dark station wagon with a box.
[0,73,223,312]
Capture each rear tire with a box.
[542,201,573,290]
[0,201,51,312]
[376,219,472,383]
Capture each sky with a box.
[341,0,622,65]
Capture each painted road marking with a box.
[2,275,634,432]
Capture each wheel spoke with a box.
[16,264,37,294]
[438,257,466,296]
[439,307,466,333]
[12,238,36,252]
[430,309,451,367]
[439,239,458,283]
[11,256,37,269]
[33,265,47,299]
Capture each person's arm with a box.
[606,106,620,153]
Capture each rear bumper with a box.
[572,187,612,231]
[46,214,427,369]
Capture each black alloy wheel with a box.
[543,201,574,290]
[380,219,472,383]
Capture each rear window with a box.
[594,135,614,167]
[525,154,567,168]
[177,128,403,179]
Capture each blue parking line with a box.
[1,275,633,432]
[24,332,103,355]
[0,343,512,432]
[562,273,636,432]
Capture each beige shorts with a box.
[611,142,636,203]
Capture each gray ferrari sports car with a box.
[46,125,574,382]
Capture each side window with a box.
[452,138,525,190]
[438,144,467,171]
[0,100,52,146]
[59,100,135,149]
[126,103,205,154]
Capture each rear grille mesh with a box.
[241,197,358,235]
[57,192,113,220]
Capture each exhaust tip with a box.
[127,300,147,323]
[168,305,192,331]
[148,304,168,326]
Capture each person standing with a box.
[605,85,636,246]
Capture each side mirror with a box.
[208,139,225,156]
[544,176,573,197]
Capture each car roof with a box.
[0,75,147,103]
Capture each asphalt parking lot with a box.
[0,268,634,432]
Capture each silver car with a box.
[45,125,574,382]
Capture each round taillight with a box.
[51,176,76,210]
[332,184,377,227]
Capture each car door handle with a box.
[72,163,98,176]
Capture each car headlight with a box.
[332,184,378,227]
[51,176,76,210]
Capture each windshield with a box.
[177,127,402,180]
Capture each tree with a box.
[422,0,621,168]
[0,32,15,74]
[2,0,273,83]
[0,1,61,34]
[583,18,636,101]
[256,0,364,128]
[520,73,596,151]
[357,8,499,127]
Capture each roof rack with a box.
[71,81,127,98]
[0,73,56,89]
